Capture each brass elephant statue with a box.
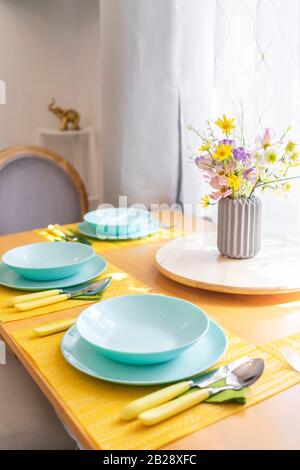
[48,98,80,131]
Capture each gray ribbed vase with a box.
[217,197,261,259]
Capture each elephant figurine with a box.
[48,98,80,131]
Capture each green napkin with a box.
[205,379,248,405]
[206,387,248,404]
[72,292,105,301]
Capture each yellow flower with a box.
[290,152,299,161]
[213,143,232,161]
[285,141,297,153]
[215,115,236,135]
[266,150,278,164]
[228,175,241,192]
[283,183,292,192]
[199,143,210,152]
[200,195,210,208]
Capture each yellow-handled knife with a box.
[33,317,77,336]
[7,289,67,306]
[47,224,69,241]
[9,277,112,311]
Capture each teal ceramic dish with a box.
[0,255,106,291]
[2,242,95,281]
[76,294,209,365]
[62,320,227,385]
[77,219,160,240]
[83,208,153,237]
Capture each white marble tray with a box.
[155,233,300,295]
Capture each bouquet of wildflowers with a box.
[190,114,300,208]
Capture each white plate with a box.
[156,232,300,294]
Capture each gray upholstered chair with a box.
[0,145,88,234]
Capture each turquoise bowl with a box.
[76,294,209,365]
[2,242,95,281]
[84,208,153,237]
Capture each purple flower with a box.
[233,147,251,162]
[220,139,235,147]
[243,167,256,182]
[195,155,213,171]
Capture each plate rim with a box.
[78,220,160,240]
[61,320,228,386]
[0,255,107,291]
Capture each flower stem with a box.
[240,102,245,147]
[256,175,300,188]
[249,178,261,199]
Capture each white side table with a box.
[36,127,100,208]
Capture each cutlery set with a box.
[123,358,265,425]
[46,224,92,245]
[122,356,252,420]
[7,277,112,311]
[1,208,299,427]
[39,224,92,245]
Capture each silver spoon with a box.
[139,358,265,426]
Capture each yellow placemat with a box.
[11,328,300,450]
[0,263,151,323]
[35,224,182,252]
[260,332,300,360]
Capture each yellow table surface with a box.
[1,216,300,450]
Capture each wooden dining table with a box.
[1,215,300,450]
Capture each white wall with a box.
[0,0,102,204]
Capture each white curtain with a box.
[100,0,300,232]
[99,0,181,206]
[181,0,300,233]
